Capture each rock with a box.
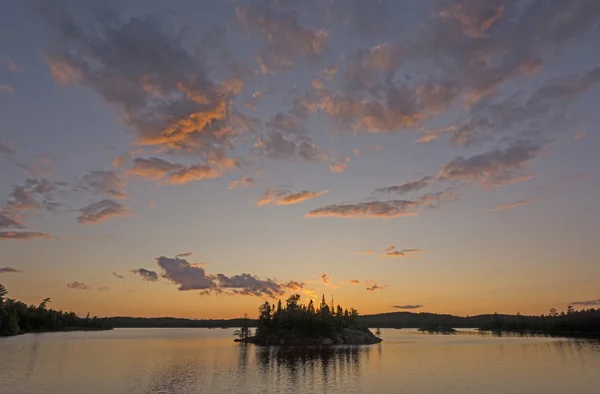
[323,337,334,345]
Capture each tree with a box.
[0,283,7,306]
[286,294,300,313]
[567,305,575,315]
[234,313,251,341]
[375,328,381,337]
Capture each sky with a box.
[1,0,599,319]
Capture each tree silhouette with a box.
[0,284,111,336]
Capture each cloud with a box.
[254,131,326,163]
[306,199,420,219]
[374,176,432,196]
[77,200,132,224]
[258,189,327,206]
[228,177,255,190]
[485,199,534,212]
[574,130,586,141]
[329,157,350,173]
[391,304,423,310]
[236,3,328,73]
[365,280,387,292]
[0,214,24,229]
[156,256,302,298]
[38,2,243,181]
[98,286,110,291]
[0,231,51,240]
[168,164,222,185]
[349,280,360,285]
[319,273,338,289]
[67,281,90,290]
[2,178,68,214]
[112,271,124,279]
[569,299,600,307]
[0,84,15,94]
[156,256,216,291]
[176,252,193,258]
[0,266,23,274]
[131,268,159,282]
[384,245,427,258]
[438,140,541,187]
[80,170,127,199]
[129,157,183,181]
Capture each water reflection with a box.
[255,345,375,391]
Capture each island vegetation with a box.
[234,294,382,346]
[100,301,600,340]
[0,284,112,337]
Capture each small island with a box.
[0,283,112,337]
[234,294,382,346]
[418,325,457,334]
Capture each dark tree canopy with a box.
[0,284,112,336]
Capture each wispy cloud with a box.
[306,189,455,219]
[438,140,541,187]
[349,279,360,285]
[77,200,132,224]
[570,299,600,306]
[384,245,427,258]
[391,304,423,310]
[258,189,327,206]
[176,252,193,258]
[374,176,432,196]
[80,170,127,199]
[0,214,24,229]
[486,199,535,212]
[365,280,387,292]
[67,281,90,290]
[131,268,159,282]
[228,177,255,190]
[112,271,124,279]
[0,266,23,273]
[320,274,339,289]
[0,231,51,240]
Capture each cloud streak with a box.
[486,199,535,212]
[131,268,159,282]
[258,189,327,206]
[391,304,423,310]
[67,281,90,290]
[0,266,23,273]
[0,231,51,240]
[77,200,132,224]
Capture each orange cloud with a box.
[258,189,327,206]
[228,177,255,190]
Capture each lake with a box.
[1,328,599,393]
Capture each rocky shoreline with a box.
[235,326,382,346]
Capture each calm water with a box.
[1,328,600,393]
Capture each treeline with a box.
[254,294,359,340]
[479,307,600,336]
[0,284,112,336]
[107,316,255,328]
[358,307,600,337]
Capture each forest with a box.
[239,294,381,345]
[0,284,112,336]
